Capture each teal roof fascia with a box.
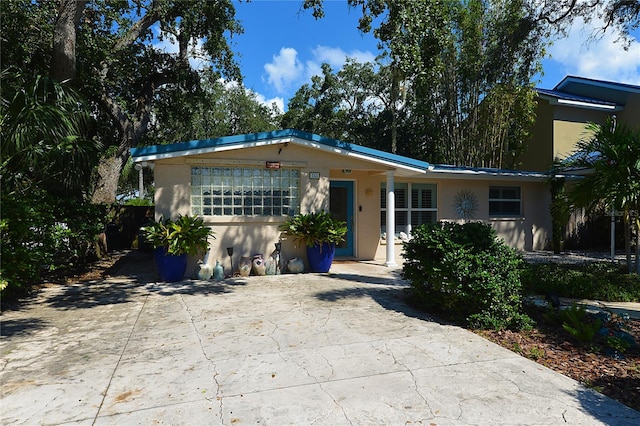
[130,128,431,172]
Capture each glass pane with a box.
[223,207,232,215]
[411,211,436,225]
[396,188,407,209]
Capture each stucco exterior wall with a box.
[374,178,552,261]
[520,100,554,171]
[618,95,640,124]
[552,106,607,160]
[152,141,552,277]
[152,143,396,276]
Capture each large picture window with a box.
[191,166,299,217]
[489,186,521,217]
[380,183,437,238]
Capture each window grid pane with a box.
[191,166,300,216]
[381,182,438,238]
[489,186,522,217]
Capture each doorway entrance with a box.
[330,180,354,257]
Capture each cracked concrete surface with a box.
[1,252,640,425]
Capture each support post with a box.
[611,207,615,262]
[385,171,397,267]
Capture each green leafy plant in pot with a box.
[280,211,347,273]
[143,215,214,282]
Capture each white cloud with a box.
[264,47,305,93]
[224,80,284,114]
[264,45,377,94]
[312,45,376,67]
[548,18,640,85]
[254,93,284,115]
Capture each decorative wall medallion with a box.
[454,190,477,220]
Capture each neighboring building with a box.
[521,76,640,172]
[131,129,554,276]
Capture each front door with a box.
[330,180,354,257]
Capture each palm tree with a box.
[558,117,640,273]
[0,69,102,198]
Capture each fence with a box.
[105,205,155,251]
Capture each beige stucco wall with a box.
[374,178,552,261]
[153,142,553,277]
[618,94,640,125]
[520,100,554,171]
[152,143,397,276]
[519,98,628,172]
[552,106,607,160]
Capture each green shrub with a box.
[0,190,107,300]
[402,221,532,330]
[558,304,602,344]
[521,262,640,302]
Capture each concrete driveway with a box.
[2,252,639,425]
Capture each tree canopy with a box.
[2,0,246,203]
[557,118,640,272]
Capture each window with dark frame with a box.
[489,186,522,217]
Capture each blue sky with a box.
[228,0,640,112]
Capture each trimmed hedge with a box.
[402,221,532,330]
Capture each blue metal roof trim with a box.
[430,163,553,177]
[130,129,298,158]
[536,88,618,107]
[287,129,431,170]
[131,128,431,171]
[556,75,640,93]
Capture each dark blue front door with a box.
[330,181,354,257]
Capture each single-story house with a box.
[131,129,558,276]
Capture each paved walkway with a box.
[2,252,639,425]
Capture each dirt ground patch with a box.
[476,307,640,412]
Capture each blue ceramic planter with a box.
[153,247,188,282]
[306,242,335,273]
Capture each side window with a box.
[489,186,521,217]
[381,182,437,238]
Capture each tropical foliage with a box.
[280,211,348,248]
[0,70,105,299]
[555,118,640,273]
[292,0,544,168]
[142,215,214,256]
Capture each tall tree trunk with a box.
[91,151,128,204]
[52,0,86,83]
[390,68,399,154]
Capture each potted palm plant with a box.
[143,215,214,282]
[280,211,347,273]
